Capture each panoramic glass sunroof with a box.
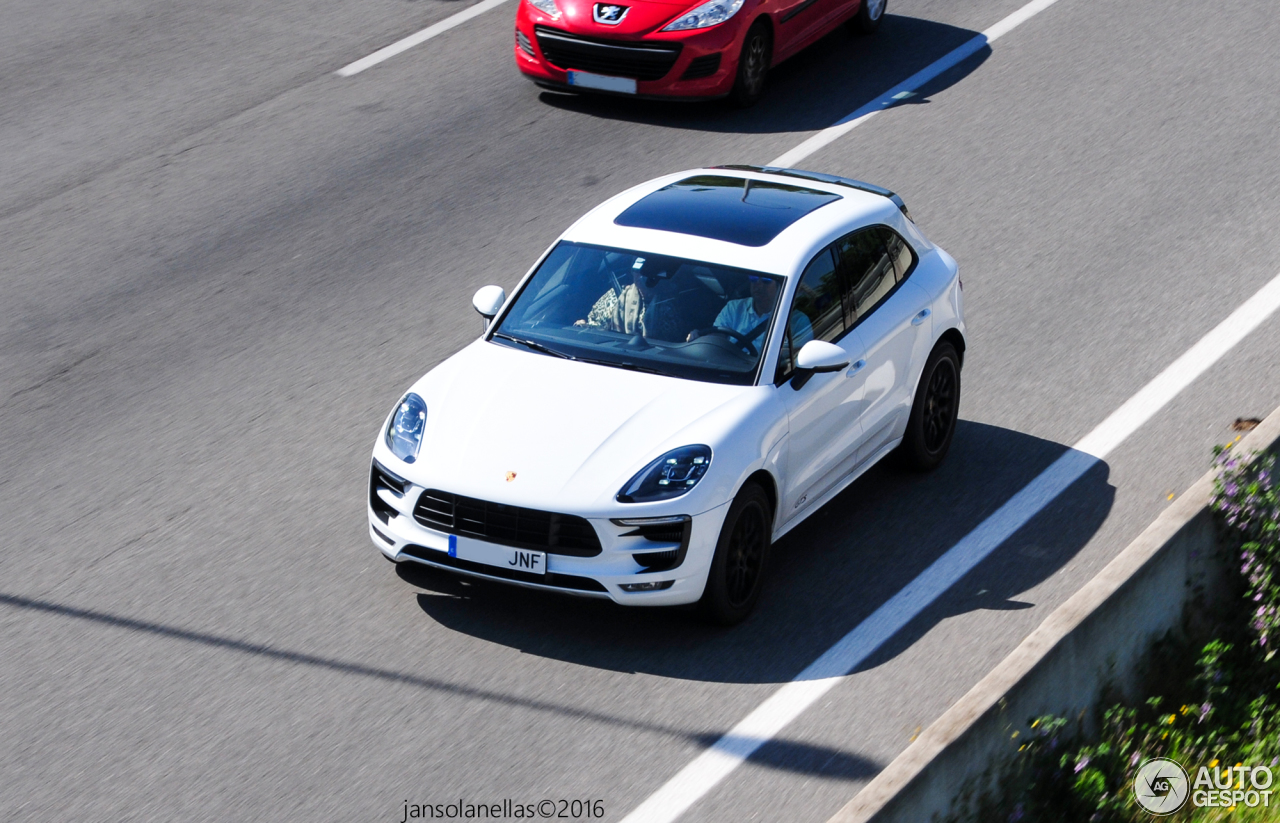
[613,175,841,247]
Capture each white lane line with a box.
[336,0,513,77]
[619,267,1280,823]
[769,0,1064,168]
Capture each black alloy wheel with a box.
[699,483,772,625]
[922,356,957,453]
[729,22,771,108]
[725,502,766,606]
[899,341,961,471]
[849,0,886,35]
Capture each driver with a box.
[688,274,813,351]
[577,270,685,342]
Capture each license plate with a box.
[451,534,546,576]
[567,71,636,94]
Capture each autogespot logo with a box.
[1134,758,1189,815]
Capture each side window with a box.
[883,228,916,281]
[776,247,843,382]
[835,228,895,321]
[834,229,916,327]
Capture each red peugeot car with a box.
[514,0,884,105]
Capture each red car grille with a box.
[534,26,681,81]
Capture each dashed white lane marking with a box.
[770,0,1064,167]
[336,0,513,77]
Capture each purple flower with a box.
[1075,755,1090,773]
[1130,751,1141,766]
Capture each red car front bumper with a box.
[514,0,751,99]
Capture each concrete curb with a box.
[827,405,1280,823]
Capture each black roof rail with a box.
[713,165,913,222]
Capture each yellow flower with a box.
[1012,731,1020,739]
[1031,719,1039,728]
[1211,759,1219,767]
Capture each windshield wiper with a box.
[491,333,574,360]
[576,357,663,375]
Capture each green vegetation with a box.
[948,449,1280,822]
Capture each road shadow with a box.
[403,419,1115,684]
[0,589,881,780]
[534,14,989,133]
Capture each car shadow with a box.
[402,420,1116,685]
[533,14,989,134]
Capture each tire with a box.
[699,483,773,625]
[848,0,885,35]
[899,341,960,471]
[729,22,771,108]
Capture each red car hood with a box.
[554,0,695,36]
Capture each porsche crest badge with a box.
[505,472,517,482]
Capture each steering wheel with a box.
[693,326,759,358]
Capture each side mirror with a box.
[795,340,851,373]
[472,285,506,321]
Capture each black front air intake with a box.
[369,460,407,524]
[534,26,681,81]
[616,516,691,572]
[413,489,603,557]
[516,28,534,55]
[680,53,721,80]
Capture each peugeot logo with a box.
[593,3,628,24]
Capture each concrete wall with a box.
[828,406,1280,823]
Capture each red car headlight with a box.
[662,0,745,31]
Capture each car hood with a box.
[407,340,752,511]
[553,0,693,37]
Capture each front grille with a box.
[534,26,681,81]
[400,545,608,592]
[516,28,534,55]
[414,489,602,557]
[370,460,408,524]
[681,53,721,80]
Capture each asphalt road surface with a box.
[3,0,1280,820]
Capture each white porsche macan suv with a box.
[369,166,965,623]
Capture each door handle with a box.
[911,308,932,326]
[846,359,866,377]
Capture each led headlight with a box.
[385,393,427,464]
[661,0,744,31]
[617,445,712,503]
[526,0,562,19]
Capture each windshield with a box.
[492,242,785,385]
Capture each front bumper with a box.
[368,462,730,606]
[513,11,744,99]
